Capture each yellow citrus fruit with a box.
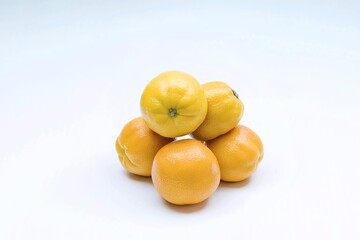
[206,125,264,182]
[192,81,244,141]
[140,71,207,138]
[115,117,173,176]
[152,139,220,205]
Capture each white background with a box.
[1,1,360,239]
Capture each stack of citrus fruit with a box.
[115,71,264,205]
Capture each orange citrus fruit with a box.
[115,117,173,176]
[192,81,244,141]
[140,71,207,138]
[206,125,264,182]
[152,139,220,205]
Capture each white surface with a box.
[1,1,360,239]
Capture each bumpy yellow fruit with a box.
[115,117,173,176]
[192,81,244,141]
[206,125,264,182]
[152,139,220,205]
[140,71,207,138]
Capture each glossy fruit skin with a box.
[206,125,263,182]
[115,117,173,176]
[152,139,220,205]
[140,71,208,138]
[192,81,244,141]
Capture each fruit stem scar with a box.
[168,108,177,118]
[232,89,239,99]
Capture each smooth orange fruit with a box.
[140,71,207,138]
[192,81,244,141]
[115,117,173,176]
[152,139,220,205]
[206,125,264,182]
